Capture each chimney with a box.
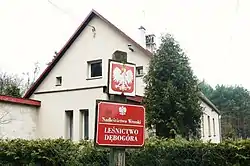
[138,26,146,48]
[146,34,156,53]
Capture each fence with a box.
[0,138,249,165]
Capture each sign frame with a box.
[107,59,136,97]
[94,100,145,148]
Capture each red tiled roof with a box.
[0,95,41,107]
[24,9,152,98]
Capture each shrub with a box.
[0,138,79,165]
[126,138,250,166]
[0,138,249,165]
[76,140,109,166]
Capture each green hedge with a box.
[0,138,249,166]
[126,138,250,166]
[0,139,79,165]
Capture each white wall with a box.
[29,15,152,141]
[200,101,221,143]
[0,102,38,139]
[29,15,151,141]
[31,88,108,140]
[35,16,150,97]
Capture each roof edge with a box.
[0,95,41,107]
[199,92,220,115]
[24,9,152,98]
[23,10,96,98]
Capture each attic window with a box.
[88,60,102,78]
[56,76,62,86]
[136,66,143,77]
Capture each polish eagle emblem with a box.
[113,65,134,92]
[119,106,127,116]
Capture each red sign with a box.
[95,101,145,147]
[108,60,136,96]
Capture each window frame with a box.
[213,118,216,136]
[202,114,205,137]
[136,66,144,77]
[56,76,62,86]
[208,115,211,137]
[79,109,89,140]
[87,59,102,79]
[65,110,73,140]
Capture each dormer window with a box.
[88,60,102,78]
[56,76,62,86]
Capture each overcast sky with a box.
[0,0,249,88]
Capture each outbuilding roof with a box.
[0,95,41,107]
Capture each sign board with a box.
[108,60,136,97]
[95,101,145,147]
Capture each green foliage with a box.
[0,63,40,97]
[212,85,250,139]
[76,140,109,166]
[143,34,202,138]
[0,138,250,166]
[199,82,250,139]
[127,138,250,166]
[198,80,214,99]
[0,138,79,165]
[0,72,22,97]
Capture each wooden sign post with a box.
[110,51,128,166]
[94,50,144,166]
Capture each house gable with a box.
[24,10,151,97]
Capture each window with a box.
[136,66,143,76]
[213,118,216,136]
[79,109,89,140]
[65,110,73,140]
[56,76,62,86]
[88,60,102,78]
[208,116,211,137]
[202,114,205,137]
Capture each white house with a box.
[1,9,221,143]
[199,93,221,143]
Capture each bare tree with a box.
[0,61,41,97]
[0,103,13,138]
[22,62,40,94]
